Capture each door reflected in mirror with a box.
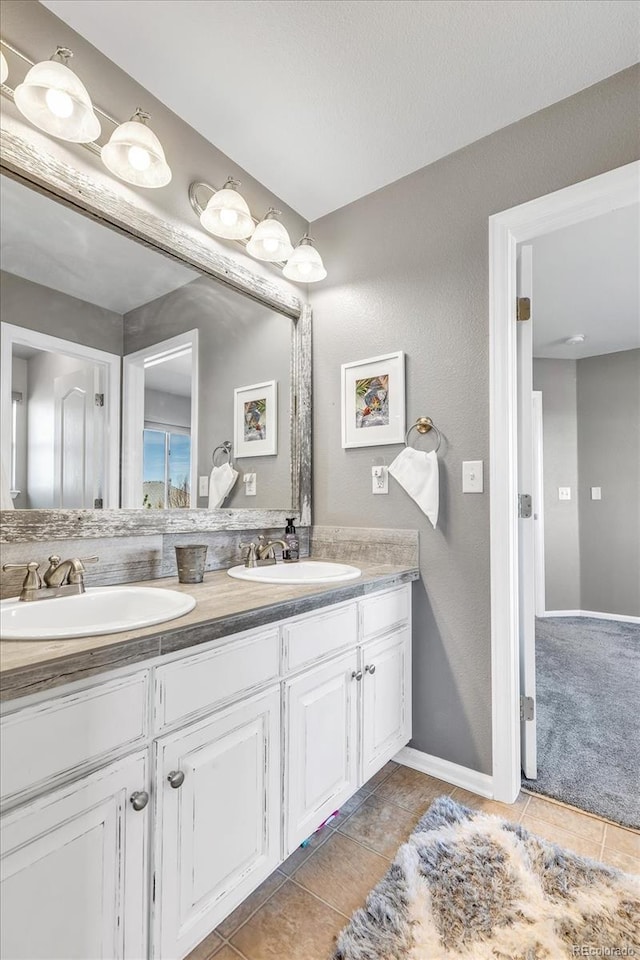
[0,173,294,511]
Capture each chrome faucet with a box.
[257,537,289,564]
[239,536,289,568]
[2,556,99,602]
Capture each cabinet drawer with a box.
[360,585,411,641]
[155,628,279,731]
[0,671,148,806]
[283,603,358,673]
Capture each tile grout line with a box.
[287,873,352,922]
[212,874,288,955]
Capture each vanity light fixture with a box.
[0,51,8,85]
[200,177,255,240]
[246,208,293,262]
[13,46,101,143]
[101,108,172,188]
[283,235,327,283]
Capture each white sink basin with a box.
[0,587,196,641]
[227,560,361,585]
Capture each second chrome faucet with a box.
[240,536,292,569]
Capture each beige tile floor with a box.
[186,762,640,960]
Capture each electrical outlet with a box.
[591,486,602,500]
[244,473,256,496]
[198,475,209,498]
[462,460,483,493]
[371,465,388,494]
[558,487,571,500]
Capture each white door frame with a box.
[0,322,121,508]
[122,330,199,508]
[488,160,639,803]
[532,392,545,618]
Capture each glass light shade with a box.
[14,49,101,143]
[200,178,254,240]
[283,236,327,283]
[246,209,293,261]
[0,51,8,86]
[101,110,172,188]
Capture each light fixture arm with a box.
[50,46,73,64]
[131,107,151,124]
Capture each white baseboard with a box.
[394,746,494,799]
[541,609,640,624]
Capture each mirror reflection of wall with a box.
[0,173,295,511]
[529,203,640,619]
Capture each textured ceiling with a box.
[42,0,640,221]
[531,204,640,360]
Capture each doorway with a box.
[122,330,199,509]
[488,160,639,805]
[0,322,121,508]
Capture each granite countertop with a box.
[0,561,418,703]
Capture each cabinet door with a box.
[0,751,149,960]
[153,688,280,960]
[284,649,359,855]
[361,627,412,782]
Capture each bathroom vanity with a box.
[0,566,416,960]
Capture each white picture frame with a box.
[341,352,405,448]
[234,380,278,457]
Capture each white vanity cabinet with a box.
[284,649,360,852]
[152,687,281,960]
[0,581,413,960]
[360,625,412,782]
[283,589,412,854]
[0,751,149,960]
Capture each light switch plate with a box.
[558,487,571,500]
[371,465,388,494]
[198,475,209,498]
[244,473,256,496]
[591,486,602,500]
[462,460,483,493]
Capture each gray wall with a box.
[577,349,640,617]
[533,360,581,610]
[144,389,191,431]
[310,66,640,775]
[0,271,124,355]
[124,277,293,510]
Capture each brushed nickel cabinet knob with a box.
[167,770,185,789]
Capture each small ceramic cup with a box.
[175,544,208,584]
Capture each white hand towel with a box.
[389,446,439,528]
[208,462,239,509]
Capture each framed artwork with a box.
[341,352,405,448]
[234,380,278,457]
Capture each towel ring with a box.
[405,417,442,453]
[212,441,232,466]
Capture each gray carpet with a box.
[522,616,640,829]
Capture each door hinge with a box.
[95,393,105,407]
[518,493,532,518]
[520,695,535,722]
[516,297,531,321]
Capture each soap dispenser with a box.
[283,518,299,562]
